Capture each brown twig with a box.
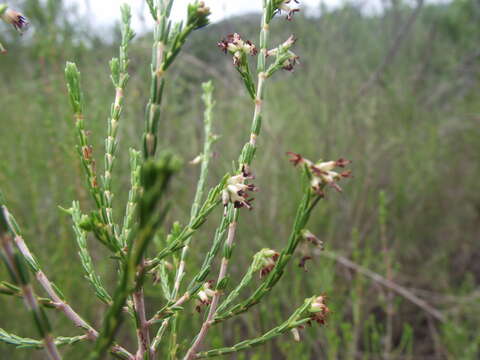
[320,250,446,322]
[133,289,152,360]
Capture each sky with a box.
[69,0,359,33]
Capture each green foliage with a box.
[1,0,480,359]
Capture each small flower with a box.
[282,54,300,71]
[1,8,29,34]
[287,152,352,195]
[267,35,296,57]
[256,248,280,278]
[274,0,301,20]
[266,35,299,72]
[308,295,330,325]
[218,33,257,66]
[195,281,216,312]
[222,166,257,210]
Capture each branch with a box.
[320,250,446,322]
[1,204,133,360]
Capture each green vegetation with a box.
[1,0,479,358]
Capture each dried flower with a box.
[287,152,351,195]
[222,166,257,210]
[308,295,330,325]
[218,33,257,66]
[1,8,29,34]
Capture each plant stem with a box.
[133,288,152,359]
[152,81,216,353]
[183,216,238,360]
[1,204,134,359]
[183,3,274,356]
[143,1,169,159]
[0,233,62,360]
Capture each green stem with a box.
[196,298,315,358]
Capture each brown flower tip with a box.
[260,251,280,278]
[287,152,304,166]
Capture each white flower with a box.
[197,282,216,305]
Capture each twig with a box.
[320,250,446,322]
[152,81,217,353]
[133,288,152,360]
[0,232,62,360]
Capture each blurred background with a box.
[1,0,479,359]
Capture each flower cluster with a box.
[222,166,257,210]
[308,295,330,325]
[288,152,351,196]
[274,0,300,21]
[217,33,257,66]
[1,8,29,34]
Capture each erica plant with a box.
[0,1,351,359]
